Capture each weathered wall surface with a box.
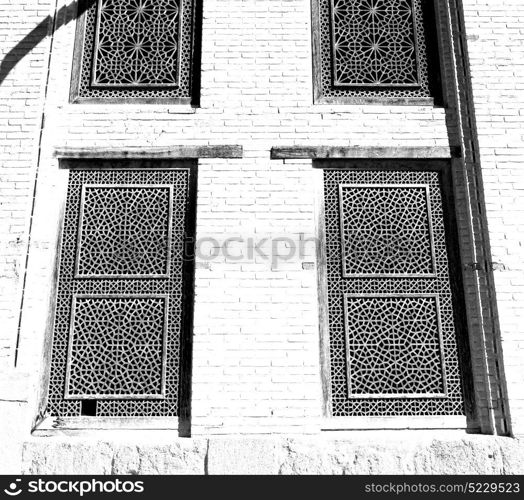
[21,434,524,475]
[0,0,53,474]
[12,0,456,437]
[0,0,51,362]
[0,0,522,475]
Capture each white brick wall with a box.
[0,0,521,445]
[0,0,51,364]
[461,0,524,436]
[0,0,53,473]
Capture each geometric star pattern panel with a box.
[323,164,465,416]
[332,0,419,86]
[318,0,432,99]
[92,0,181,87]
[339,185,435,276]
[344,295,446,397]
[74,0,195,100]
[76,186,172,277]
[47,165,192,417]
[65,296,167,399]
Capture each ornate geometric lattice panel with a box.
[65,295,168,399]
[92,0,181,87]
[317,0,432,99]
[48,165,193,417]
[76,186,173,278]
[323,165,465,416]
[339,184,435,277]
[74,0,195,100]
[331,0,419,86]
[344,295,446,397]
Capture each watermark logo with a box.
[3,479,22,497]
[98,232,319,270]
[187,233,318,269]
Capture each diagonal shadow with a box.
[0,0,95,86]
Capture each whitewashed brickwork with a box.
[0,0,522,473]
[460,0,524,436]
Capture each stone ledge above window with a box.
[270,146,461,160]
[54,145,244,161]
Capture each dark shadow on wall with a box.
[0,0,95,86]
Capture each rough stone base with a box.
[20,433,524,475]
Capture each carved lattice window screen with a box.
[322,164,467,416]
[339,184,436,277]
[92,0,182,87]
[344,294,447,398]
[75,185,173,277]
[64,295,168,400]
[314,0,439,100]
[331,0,421,87]
[72,0,197,101]
[47,163,195,418]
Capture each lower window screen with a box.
[46,163,195,417]
[322,163,468,416]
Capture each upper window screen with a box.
[71,0,198,102]
[315,0,440,101]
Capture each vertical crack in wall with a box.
[203,439,210,475]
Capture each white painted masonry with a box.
[0,0,523,473]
